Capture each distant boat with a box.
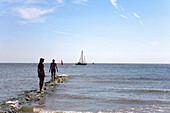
[76,51,87,65]
[61,60,63,65]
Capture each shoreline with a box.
[0,75,70,112]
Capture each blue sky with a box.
[0,0,170,63]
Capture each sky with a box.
[0,0,170,63]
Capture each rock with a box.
[20,107,33,112]
[30,90,37,92]
[25,98,30,101]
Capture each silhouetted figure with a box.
[49,59,58,81]
[37,58,45,91]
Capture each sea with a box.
[0,63,170,113]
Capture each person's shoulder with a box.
[38,63,43,67]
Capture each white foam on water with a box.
[6,100,19,104]
[6,100,20,109]
[33,107,93,113]
[57,74,70,77]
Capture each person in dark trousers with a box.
[49,59,58,81]
[37,58,45,91]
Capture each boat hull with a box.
[76,63,87,65]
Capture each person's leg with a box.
[39,78,41,91]
[39,76,44,91]
[54,71,56,80]
[52,71,54,81]
[51,70,53,80]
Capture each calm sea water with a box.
[0,63,170,112]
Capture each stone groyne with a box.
[0,75,70,113]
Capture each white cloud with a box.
[24,0,47,4]
[110,0,118,9]
[73,0,88,5]
[0,0,64,24]
[14,7,54,19]
[110,1,144,26]
[57,0,64,4]
[18,18,45,24]
[120,15,128,19]
[139,21,144,26]
[1,0,21,3]
[119,6,125,12]
[133,12,141,19]
[1,0,47,4]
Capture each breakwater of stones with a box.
[0,75,70,113]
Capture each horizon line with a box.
[0,62,170,64]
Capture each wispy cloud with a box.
[18,18,46,24]
[120,15,128,19]
[57,0,64,4]
[1,0,22,3]
[133,12,141,19]
[73,0,88,5]
[110,0,144,26]
[110,0,118,9]
[0,0,60,24]
[133,12,144,25]
[139,20,144,26]
[14,7,54,19]
[1,0,47,4]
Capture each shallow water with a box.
[0,63,170,112]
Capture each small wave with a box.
[142,89,170,93]
[33,107,118,113]
[113,105,170,113]
[33,107,93,113]
[58,94,96,100]
[94,80,132,84]
[128,77,169,81]
[128,89,170,93]
[111,99,152,104]
[116,88,170,93]
[111,99,170,104]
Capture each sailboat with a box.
[61,60,63,65]
[76,51,87,65]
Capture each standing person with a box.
[49,59,58,81]
[37,58,45,91]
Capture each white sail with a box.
[76,50,87,65]
[83,56,86,63]
[79,51,84,63]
